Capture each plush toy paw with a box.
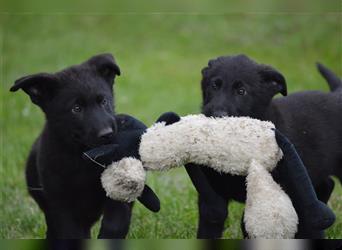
[301,201,336,231]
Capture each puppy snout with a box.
[212,110,228,117]
[97,127,114,140]
[112,117,118,135]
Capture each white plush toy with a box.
[99,114,298,239]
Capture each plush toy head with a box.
[85,113,298,238]
[83,114,161,212]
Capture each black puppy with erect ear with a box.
[10,53,159,239]
[11,53,121,150]
[200,54,287,119]
[186,54,340,239]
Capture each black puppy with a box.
[186,55,341,238]
[10,54,160,239]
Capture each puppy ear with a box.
[259,66,287,96]
[88,53,121,84]
[201,59,217,78]
[10,73,59,106]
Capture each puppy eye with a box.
[72,104,82,113]
[211,79,222,90]
[237,87,247,96]
[101,98,107,106]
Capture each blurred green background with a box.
[2,0,341,13]
[0,11,341,239]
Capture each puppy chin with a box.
[212,111,228,117]
[203,109,229,118]
[201,108,214,117]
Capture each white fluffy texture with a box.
[102,115,298,238]
[140,114,283,175]
[101,157,146,202]
[244,160,298,239]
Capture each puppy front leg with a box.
[197,194,228,239]
[98,198,133,239]
[45,208,90,239]
[185,163,228,238]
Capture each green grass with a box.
[0,13,341,239]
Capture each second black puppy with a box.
[186,55,341,238]
[10,54,159,238]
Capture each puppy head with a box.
[201,54,287,118]
[10,53,121,149]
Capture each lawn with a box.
[0,13,341,239]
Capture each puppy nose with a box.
[213,111,228,117]
[97,127,114,139]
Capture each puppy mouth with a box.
[203,109,229,118]
[211,111,229,117]
[84,139,115,150]
[70,133,103,151]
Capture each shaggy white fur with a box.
[244,160,298,238]
[101,114,298,238]
[140,114,283,174]
[101,157,145,202]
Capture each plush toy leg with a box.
[137,185,160,213]
[244,160,298,239]
[274,129,336,233]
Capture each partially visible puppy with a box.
[186,55,342,238]
[10,54,159,238]
[317,62,342,93]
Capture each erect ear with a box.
[258,66,287,96]
[10,73,59,106]
[88,53,121,84]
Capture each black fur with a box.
[187,55,342,238]
[11,54,135,239]
[317,62,342,92]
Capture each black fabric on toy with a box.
[182,126,336,238]
[83,114,160,213]
[273,129,336,237]
[85,112,336,238]
[155,112,181,125]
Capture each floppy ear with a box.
[201,58,218,78]
[200,59,217,101]
[10,73,59,106]
[88,53,121,84]
[259,66,287,96]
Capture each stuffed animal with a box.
[84,112,335,239]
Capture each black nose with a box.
[97,127,114,140]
